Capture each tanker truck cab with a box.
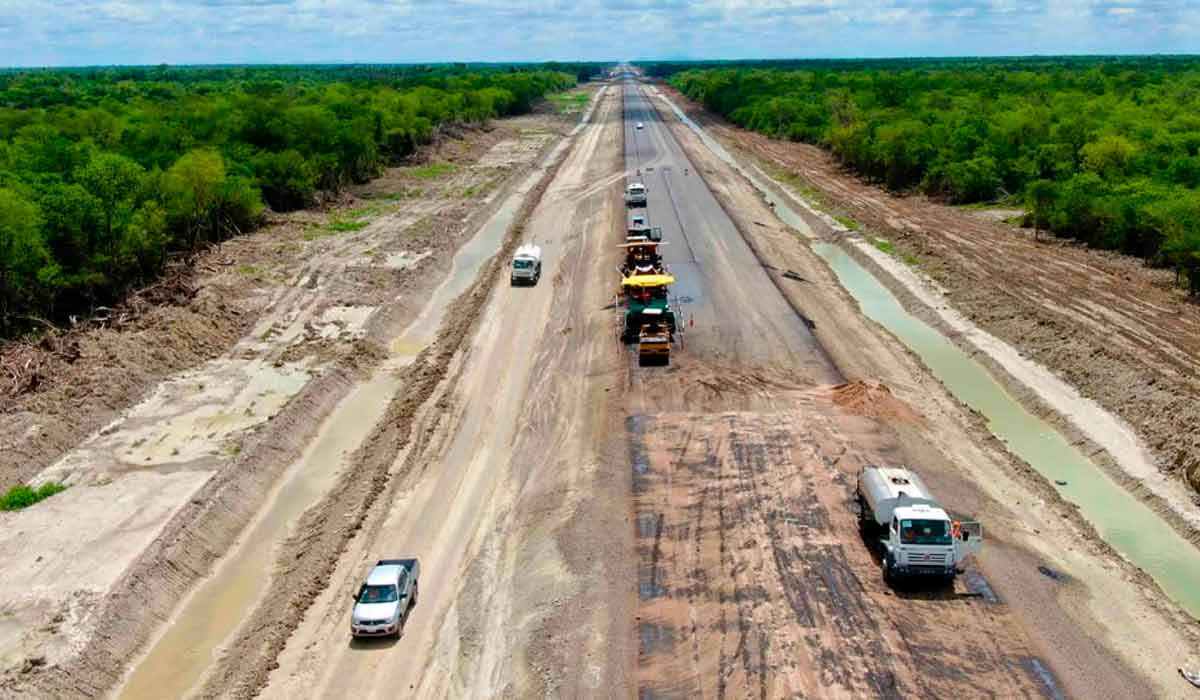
[510,244,542,286]
[857,467,982,585]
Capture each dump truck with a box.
[625,183,647,207]
[856,466,982,585]
[510,244,542,286]
[350,558,420,637]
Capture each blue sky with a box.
[1,0,1196,67]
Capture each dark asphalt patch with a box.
[963,569,1001,603]
[639,622,675,656]
[1037,565,1068,583]
[1024,658,1067,700]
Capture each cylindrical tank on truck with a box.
[856,466,983,585]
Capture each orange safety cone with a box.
[689,315,694,328]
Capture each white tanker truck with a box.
[856,466,982,585]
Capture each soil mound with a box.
[830,380,920,423]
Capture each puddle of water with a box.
[116,371,401,700]
[659,86,1200,620]
[382,249,431,270]
[638,621,674,656]
[41,359,311,480]
[962,570,1001,604]
[314,306,375,340]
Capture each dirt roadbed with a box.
[0,95,588,697]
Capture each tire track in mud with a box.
[187,123,583,700]
[632,408,1057,699]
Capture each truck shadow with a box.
[347,634,402,651]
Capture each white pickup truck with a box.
[350,558,420,638]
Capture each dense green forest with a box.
[0,63,601,337]
[650,57,1200,294]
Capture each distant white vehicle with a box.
[625,182,647,208]
[636,122,644,130]
[510,244,542,286]
[631,215,646,228]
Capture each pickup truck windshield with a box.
[900,519,951,545]
[358,584,398,604]
[513,259,533,269]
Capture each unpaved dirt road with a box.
[642,78,1199,698]
[259,83,634,699]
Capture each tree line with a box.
[649,58,1200,295]
[0,64,593,337]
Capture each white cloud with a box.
[0,0,1197,67]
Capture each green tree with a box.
[1081,134,1138,179]
[163,149,226,247]
[943,156,1002,203]
[76,152,144,254]
[0,189,48,330]
[1026,179,1056,241]
[1153,195,1200,294]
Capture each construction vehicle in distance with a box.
[619,274,675,338]
[619,240,666,277]
[637,319,671,366]
[856,466,982,586]
[627,224,662,242]
[625,182,647,207]
[510,244,542,286]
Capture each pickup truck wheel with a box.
[881,556,894,585]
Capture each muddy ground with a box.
[655,85,1200,498]
[0,94,587,698]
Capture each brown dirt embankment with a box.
[658,84,1200,498]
